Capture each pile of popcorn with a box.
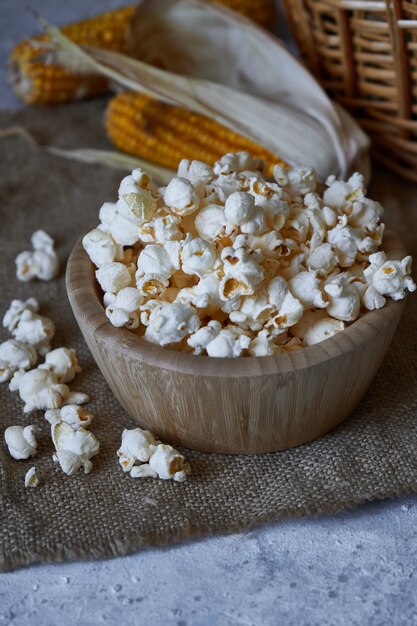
[83,152,416,357]
[2,232,189,486]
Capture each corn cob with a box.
[105,91,287,176]
[10,0,276,106]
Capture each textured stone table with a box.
[1,2,416,625]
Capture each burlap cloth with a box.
[0,101,416,572]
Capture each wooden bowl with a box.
[66,230,406,454]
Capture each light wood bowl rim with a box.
[66,229,406,378]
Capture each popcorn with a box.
[52,422,99,475]
[12,310,55,356]
[220,245,264,300]
[205,325,251,358]
[288,271,327,309]
[164,177,200,216]
[130,464,158,479]
[39,347,81,383]
[224,191,265,235]
[194,204,228,241]
[44,405,93,430]
[180,235,217,278]
[82,228,122,268]
[24,466,39,488]
[324,273,364,322]
[3,297,39,333]
[117,169,158,225]
[95,262,132,294]
[0,339,37,383]
[291,310,345,345]
[15,230,59,282]
[148,443,189,481]
[82,158,414,356]
[177,159,214,188]
[267,276,304,330]
[117,427,158,472]
[274,165,316,196]
[4,424,37,460]
[363,252,416,310]
[214,152,265,176]
[146,302,201,346]
[105,287,143,328]
[9,368,88,413]
[187,320,222,354]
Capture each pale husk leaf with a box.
[39,0,369,181]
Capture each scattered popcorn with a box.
[80,152,415,356]
[117,428,190,481]
[39,347,81,383]
[16,230,59,282]
[2,298,39,333]
[117,427,158,472]
[24,466,39,488]
[0,339,37,383]
[9,368,88,413]
[51,421,99,475]
[4,424,37,460]
[44,405,93,430]
[148,444,189,482]
[11,309,55,356]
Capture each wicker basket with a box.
[282,0,417,181]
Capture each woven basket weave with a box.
[282,0,417,181]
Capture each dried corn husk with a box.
[38,0,370,182]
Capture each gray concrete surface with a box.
[1,2,417,625]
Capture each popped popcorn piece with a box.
[24,466,39,488]
[117,169,158,225]
[117,427,158,472]
[105,287,143,328]
[224,192,264,235]
[15,230,59,282]
[98,201,118,231]
[44,405,93,430]
[164,177,200,216]
[148,443,188,481]
[326,216,365,267]
[194,203,228,241]
[130,464,158,479]
[363,252,416,310]
[146,302,201,346]
[39,347,81,383]
[0,339,37,383]
[82,228,122,268]
[323,172,365,211]
[4,424,37,460]
[274,165,316,196]
[177,159,214,188]
[220,246,264,300]
[307,243,338,276]
[187,320,222,354]
[214,152,265,176]
[52,421,99,475]
[205,325,251,358]
[248,329,276,356]
[180,235,217,278]
[267,276,304,330]
[324,273,364,322]
[9,368,87,413]
[288,271,327,309]
[95,262,132,294]
[229,290,274,331]
[3,298,39,333]
[291,310,345,346]
[136,241,181,293]
[12,310,55,356]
